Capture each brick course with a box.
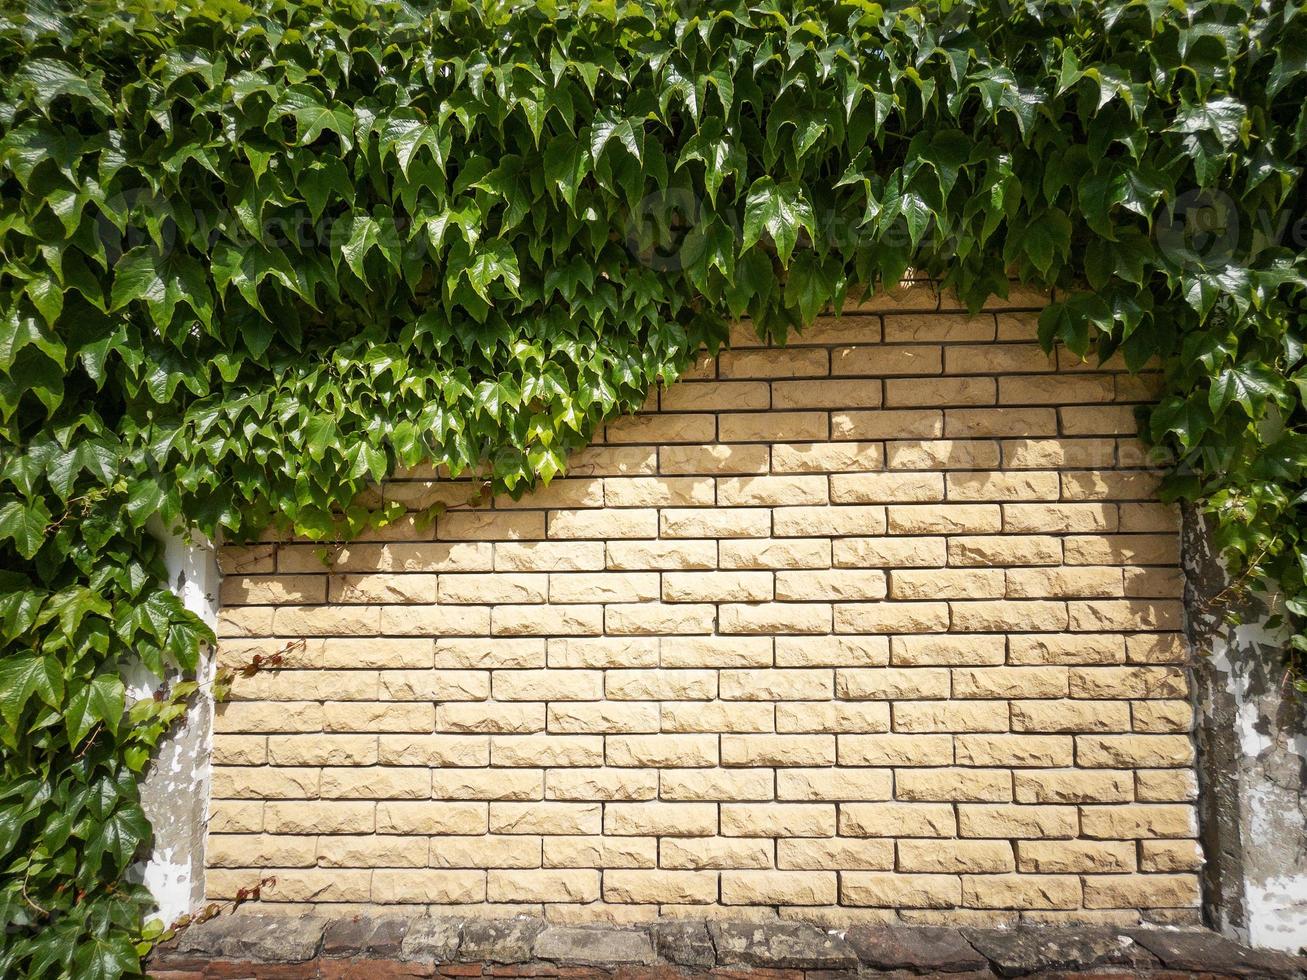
[209,284,1200,926]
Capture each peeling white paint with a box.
[1246,876,1307,952]
[132,519,220,925]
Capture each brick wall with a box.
[209,284,1202,928]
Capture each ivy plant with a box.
[1,0,1305,975]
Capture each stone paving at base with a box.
[149,914,1307,979]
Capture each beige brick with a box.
[835,602,950,635]
[663,572,773,602]
[603,477,714,507]
[772,442,885,472]
[281,541,494,574]
[315,835,427,869]
[607,603,716,635]
[660,838,773,870]
[329,573,438,604]
[899,840,1014,873]
[773,379,881,409]
[954,735,1072,768]
[721,734,834,766]
[1061,405,1140,436]
[721,347,828,378]
[488,802,601,835]
[958,804,1077,838]
[265,801,374,835]
[487,869,599,903]
[1125,566,1184,598]
[946,407,1059,438]
[320,767,428,800]
[720,602,831,635]
[886,439,1001,470]
[776,701,890,734]
[439,573,548,604]
[661,768,774,802]
[605,801,717,837]
[210,766,319,800]
[1136,768,1198,802]
[1069,599,1182,631]
[722,870,837,905]
[662,636,774,668]
[1009,634,1124,666]
[545,767,658,802]
[897,768,1012,802]
[437,702,545,734]
[834,536,947,568]
[431,769,542,801]
[842,872,960,908]
[777,767,891,802]
[606,540,717,570]
[1126,633,1188,664]
[885,313,995,342]
[439,511,544,541]
[431,835,543,869]
[607,669,716,700]
[1064,535,1178,566]
[952,667,1068,699]
[493,670,602,702]
[1134,700,1197,731]
[1005,503,1116,533]
[717,475,829,505]
[222,575,326,605]
[887,377,995,407]
[207,800,264,833]
[1007,567,1123,598]
[837,343,941,377]
[234,869,372,903]
[1082,874,1199,909]
[776,635,888,667]
[207,834,317,869]
[962,874,1080,910]
[660,443,769,475]
[214,701,323,734]
[839,734,953,767]
[607,734,718,768]
[212,734,268,766]
[433,638,544,670]
[219,544,275,575]
[1000,374,1113,404]
[830,473,944,503]
[605,413,716,444]
[492,604,603,637]
[891,569,1005,600]
[378,605,489,637]
[378,669,488,702]
[720,538,830,570]
[950,600,1069,632]
[605,870,717,904]
[948,535,1061,567]
[548,636,660,669]
[836,668,950,700]
[1069,666,1188,700]
[1140,839,1204,872]
[892,635,1006,666]
[543,836,657,869]
[721,803,835,838]
[660,381,769,412]
[546,702,660,735]
[1018,840,1136,874]
[1081,804,1197,839]
[1013,770,1133,804]
[548,508,657,540]
[841,802,956,837]
[773,505,887,537]
[662,701,775,734]
[1011,700,1129,734]
[779,837,893,871]
[887,504,1001,534]
[495,478,604,510]
[661,509,770,539]
[375,801,487,835]
[495,541,606,571]
[490,735,604,768]
[721,668,831,701]
[266,735,375,767]
[836,407,941,436]
[894,701,1008,733]
[775,570,887,601]
[1076,734,1194,768]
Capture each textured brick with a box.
[660,836,772,870]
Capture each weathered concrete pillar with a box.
[129,521,220,925]
[1185,505,1307,953]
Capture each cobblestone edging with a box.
[150,915,1307,978]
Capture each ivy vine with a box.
[1,0,1305,975]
